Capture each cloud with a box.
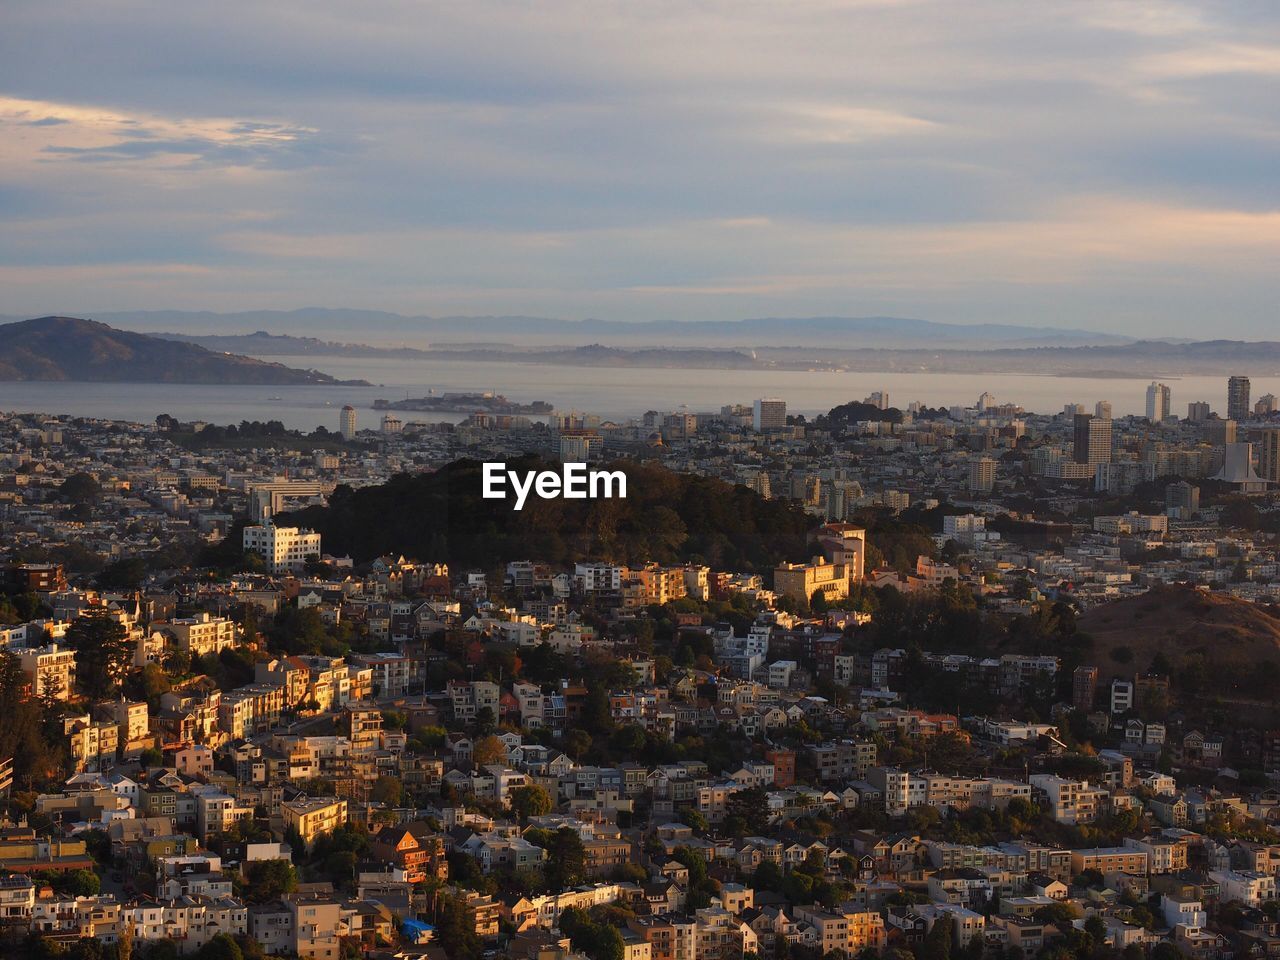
[0,96,348,171]
[1,1,1279,335]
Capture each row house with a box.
[217,684,284,739]
[124,895,249,954]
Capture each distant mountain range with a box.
[0,308,1136,349]
[0,317,367,385]
[143,329,1280,377]
[5,314,1275,379]
[154,329,434,358]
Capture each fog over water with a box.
[1,356,1272,432]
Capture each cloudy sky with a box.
[2,0,1279,337]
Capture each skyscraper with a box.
[1145,382,1171,422]
[1094,400,1112,420]
[339,405,357,441]
[1073,414,1112,465]
[752,398,787,432]
[1187,401,1211,422]
[1228,376,1252,422]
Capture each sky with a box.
[2,0,1279,338]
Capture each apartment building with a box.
[18,644,76,700]
[282,796,348,849]
[164,613,238,657]
[1070,847,1149,877]
[1029,775,1103,824]
[242,523,322,573]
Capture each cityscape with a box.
[6,3,1280,960]
[2,369,1280,960]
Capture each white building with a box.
[243,523,323,573]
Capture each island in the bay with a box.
[373,392,554,414]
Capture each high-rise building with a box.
[661,412,697,440]
[752,398,787,432]
[1256,428,1280,485]
[1187,401,1211,422]
[1145,382,1171,422]
[380,414,402,434]
[968,458,996,494]
[1073,414,1112,465]
[1063,403,1086,418]
[866,391,889,410]
[1228,376,1251,422]
[559,431,603,463]
[339,405,357,441]
[1094,400,1112,420]
[976,392,996,411]
[1256,394,1278,416]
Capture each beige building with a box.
[165,613,238,657]
[282,796,348,849]
[774,556,852,606]
[19,644,76,700]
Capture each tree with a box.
[0,650,56,786]
[921,914,952,960]
[60,472,102,505]
[145,940,179,960]
[564,728,592,759]
[371,776,404,806]
[62,869,100,896]
[1084,915,1107,946]
[510,783,554,825]
[559,907,625,960]
[435,890,482,960]
[67,610,133,700]
[241,859,298,903]
[474,706,496,735]
[528,826,586,890]
[140,747,164,769]
[117,921,134,960]
[194,934,243,960]
[725,787,770,835]
[98,558,148,590]
[472,735,506,768]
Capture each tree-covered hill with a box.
[280,457,816,570]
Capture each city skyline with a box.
[4,1,1280,336]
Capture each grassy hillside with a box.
[1079,584,1280,712]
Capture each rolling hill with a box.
[0,316,366,385]
[1078,584,1280,712]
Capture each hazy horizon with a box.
[4,1,1280,337]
